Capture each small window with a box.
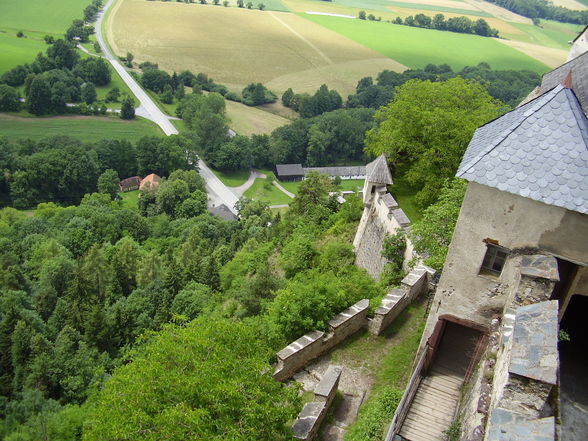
[480,244,508,276]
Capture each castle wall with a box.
[353,189,414,279]
[420,182,588,345]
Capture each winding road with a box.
[95,0,239,214]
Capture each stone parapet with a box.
[292,365,343,440]
[274,300,368,381]
[369,287,409,335]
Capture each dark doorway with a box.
[559,295,588,441]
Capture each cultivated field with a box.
[304,15,550,72]
[0,115,162,142]
[225,100,290,135]
[0,0,91,74]
[108,0,407,95]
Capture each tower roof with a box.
[366,154,393,185]
[458,85,588,214]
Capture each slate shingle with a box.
[458,85,588,215]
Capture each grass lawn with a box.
[333,299,427,439]
[302,14,550,73]
[120,190,139,210]
[225,99,290,136]
[389,173,422,223]
[508,20,583,50]
[211,169,251,187]
[280,178,364,196]
[244,178,293,205]
[0,0,91,74]
[0,114,162,142]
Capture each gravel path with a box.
[272,180,295,198]
[231,170,266,196]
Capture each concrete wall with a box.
[420,182,588,347]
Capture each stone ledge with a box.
[314,365,342,406]
[329,299,369,330]
[509,301,558,385]
[277,330,325,361]
[292,401,327,440]
[520,255,559,282]
[390,207,410,227]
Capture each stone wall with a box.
[369,265,434,335]
[274,300,369,381]
[353,189,414,279]
[456,256,560,441]
[292,365,343,440]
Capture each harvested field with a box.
[495,39,568,68]
[225,100,290,135]
[463,0,532,24]
[549,0,588,10]
[109,0,406,94]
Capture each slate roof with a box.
[208,204,238,221]
[366,154,393,185]
[457,85,588,215]
[538,50,588,115]
[276,164,304,177]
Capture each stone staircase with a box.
[399,366,461,441]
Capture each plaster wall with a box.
[421,182,588,343]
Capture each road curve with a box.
[95,0,239,214]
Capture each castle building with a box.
[386,51,588,441]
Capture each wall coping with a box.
[329,299,369,329]
[277,330,324,361]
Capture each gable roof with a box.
[139,173,161,191]
[276,164,304,177]
[457,85,588,214]
[538,50,588,114]
[366,154,393,185]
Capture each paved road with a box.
[95,0,239,214]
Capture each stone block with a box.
[520,255,559,282]
[401,265,430,301]
[314,365,342,408]
[509,301,558,385]
[486,408,555,441]
[390,207,410,227]
[369,288,410,335]
[324,299,369,350]
[292,401,327,440]
[274,330,325,381]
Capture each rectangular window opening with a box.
[480,243,508,276]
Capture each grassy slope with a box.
[0,0,91,74]
[0,114,162,142]
[212,169,251,187]
[120,190,139,209]
[302,14,550,73]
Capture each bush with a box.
[17,31,24,38]
[345,387,403,441]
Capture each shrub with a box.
[345,387,403,441]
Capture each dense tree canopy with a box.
[366,77,506,205]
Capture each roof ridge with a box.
[563,87,588,149]
[458,85,564,177]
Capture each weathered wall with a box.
[274,300,369,381]
[354,189,414,279]
[420,182,588,347]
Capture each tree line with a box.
[357,10,499,37]
[0,135,197,209]
[0,0,135,118]
[138,61,276,107]
[485,0,588,25]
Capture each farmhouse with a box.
[139,173,161,191]
[275,164,304,182]
[275,164,367,182]
[385,50,588,441]
[118,176,141,192]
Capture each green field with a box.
[508,20,582,49]
[0,114,162,142]
[335,0,492,17]
[212,169,251,187]
[120,190,140,209]
[244,178,293,205]
[302,14,550,73]
[0,0,91,74]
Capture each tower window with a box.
[480,244,508,276]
